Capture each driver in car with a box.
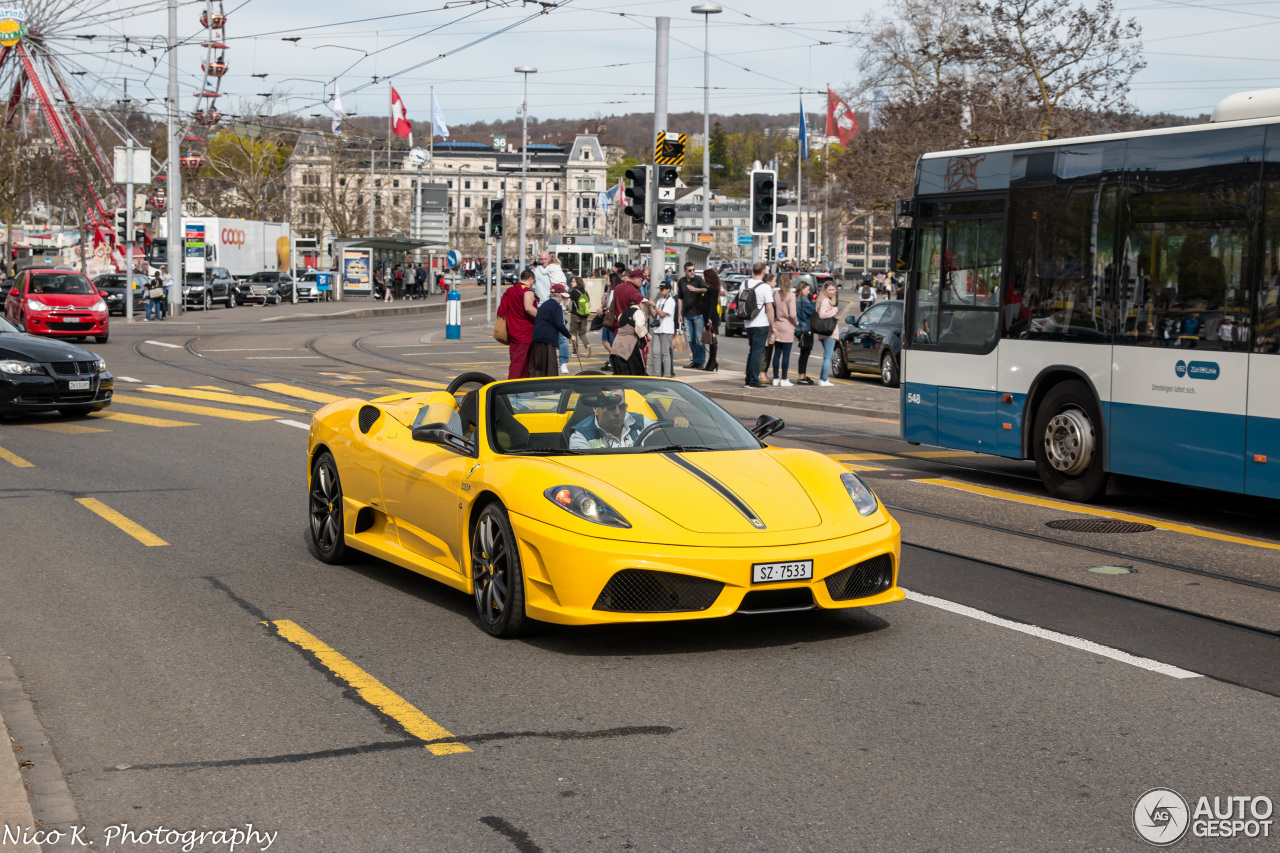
[568,390,687,450]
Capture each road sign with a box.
[314,272,332,292]
[654,131,686,166]
[696,233,714,243]
[446,250,459,269]
[737,236,753,246]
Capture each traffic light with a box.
[489,200,504,237]
[659,134,685,164]
[657,166,679,189]
[623,165,648,224]
[656,204,676,226]
[769,247,777,261]
[749,169,776,235]
[114,208,129,243]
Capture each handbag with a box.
[673,330,689,353]
[148,286,164,299]
[701,328,715,345]
[493,314,509,344]
[810,314,837,335]
[589,314,603,331]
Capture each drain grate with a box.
[1045,518,1155,534]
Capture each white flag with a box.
[432,94,450,140]
[330,83,346,134]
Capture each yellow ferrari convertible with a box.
[306,372,903,637]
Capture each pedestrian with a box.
[158,266,173,320]
[377,267,390,302]
[771,273,798,386]
[701,268,722,372]
[677,262,707,370]
[146,270,164,321]
[740,261,774,389]
[608,271,648,376]
[567,275,593,360]
[815,281,841,387]
[794,281,816,385]
[760,273,776,387]
[647,280,678,378]
[530,283,572,377]
[533,250,565,304]
[393,265,405,300]
[497,269,538,379]
[598,274,619,371]
[414,263,427,299]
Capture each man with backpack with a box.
[567,275,592,359]
[414,263,427,299]
[736,261,774,389]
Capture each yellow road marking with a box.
[903,451,978,458]
[112,395,277,421]
[917,478,1280,552]
[90,410,197,428]
[842,463,884,471]
[271,620,470,756]
[383,378,448,389]
[75,498,168,546]
[193,385,231,391]
[0,446,34,468]
[138,387,306,412]
[253,383,347,404]
[20,422,107,435]
[831,453,896,461]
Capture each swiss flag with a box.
[826,89,858,147]
[390,86,412,138]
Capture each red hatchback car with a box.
[4,268,110,344]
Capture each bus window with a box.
[912,221,943,345]
[933,218,1002,350]
[1257,172,1280,354]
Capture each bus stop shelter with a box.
[330,236,447,299]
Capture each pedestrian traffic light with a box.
[656,204,676,226]
[623,165,648,224]
[657,166,679,189]
[114,208,129,243]
[489,200,504,237]
[769,247,777,261]
[749,169,776,235]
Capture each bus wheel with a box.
[1032,381,1108,503]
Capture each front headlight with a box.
[26,298,51,312]
[0,360,44,375]
[840,472,880,516]
[544,485,631,528]
[96,358,107,373]
[91,299,107,312]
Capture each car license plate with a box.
[68,380,90,390]
[64,316,85,322]
[752,559,813,584]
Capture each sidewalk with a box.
[1,654,41,853]
[686,371,899,419]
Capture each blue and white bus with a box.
[896,89,1280,502]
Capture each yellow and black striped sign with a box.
[655,131,686,166]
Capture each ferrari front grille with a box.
[357,405,381,434]
[593,569,723,613]
[825,554,894,601]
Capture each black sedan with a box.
[183,267,238,309]
[92,273,149,316]
[831,299,903,387]
[0,315,113,416]
[236,271,294,304]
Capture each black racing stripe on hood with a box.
[664,453,766,529]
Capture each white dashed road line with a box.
[902,589,1202,679]
[144,340,182,349]
[116,376,141,383]
[276,419,310,429]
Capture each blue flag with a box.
[798,97,808,160]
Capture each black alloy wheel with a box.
[1032,380,1109,503]
[470,503,528,638]
[306,451,347,563]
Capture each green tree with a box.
[607,157,641,184]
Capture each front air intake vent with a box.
[825,554,894,601]
[593,569,723,613]
[358,405,381,434]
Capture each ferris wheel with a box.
[183,0,229,173]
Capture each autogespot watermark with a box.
[1134,788,1274,845]
[1,823,277,851]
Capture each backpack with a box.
[574,290,590,317]
[734,282,761,321]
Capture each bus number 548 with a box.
[906,393,922,404]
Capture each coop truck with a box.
[150,218,292,279]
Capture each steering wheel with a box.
[446,371,497,394]
[637,422,668,446]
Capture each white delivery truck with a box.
[153,218,292,279]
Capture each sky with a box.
[50,0,1280,130]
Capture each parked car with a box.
[721,275,749,336]
[294,270,327,302]
[500,261,518,285]
[4,268,109,343]
[183,267,238,310]
[832,299,903,387]
[92,273,148,316]
[0,315,113,416]
[236,271,295,304]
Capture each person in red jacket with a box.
[498,270,538,379]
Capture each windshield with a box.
[29,273,94,295]
[248,272,277,282]
[96,276,125,287]
[0,316,17,333]
[485,378,759,455]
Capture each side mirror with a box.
[7,288,16,297]
[845,316,857,325]
[750,414,785,441]
[99,290,109,297]
[411,422,475,455]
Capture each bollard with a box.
[445,287,461,340]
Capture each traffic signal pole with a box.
[125,134,134,320]
[651,16,669,285]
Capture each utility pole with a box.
[125,133,135,320]
[165,0,182,317]
[515,67,537,269]
[651,16,669,284]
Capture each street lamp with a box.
[692,3,721,233]
[514,66,537,268]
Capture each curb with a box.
[0,651,79,843]
[259,295,490,324]
[702,389,898,420]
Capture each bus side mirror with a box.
[891,227,914,274]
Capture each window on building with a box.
[553,216,560,230]
[583,148,592,160]
[782,231,789,244]
[465,179,471,189]
[554,182,560,191]
[339,178,346,187]
[482,180,489,190]
[375,179,382,188]
[392,196,400,207]
[847,242,866,255]
[535,198,542,211]
[872,242,890,255]
[393,180,400,188]
[871,259,888,270]
[536,182,542,191]
[464,214,471,228]
[465,197,473,208]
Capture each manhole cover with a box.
[1045,519,1155,534]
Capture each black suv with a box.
[92,273,149,316]
[832,299,904,387]
[237,271,295,304]
[183,266,238,309]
